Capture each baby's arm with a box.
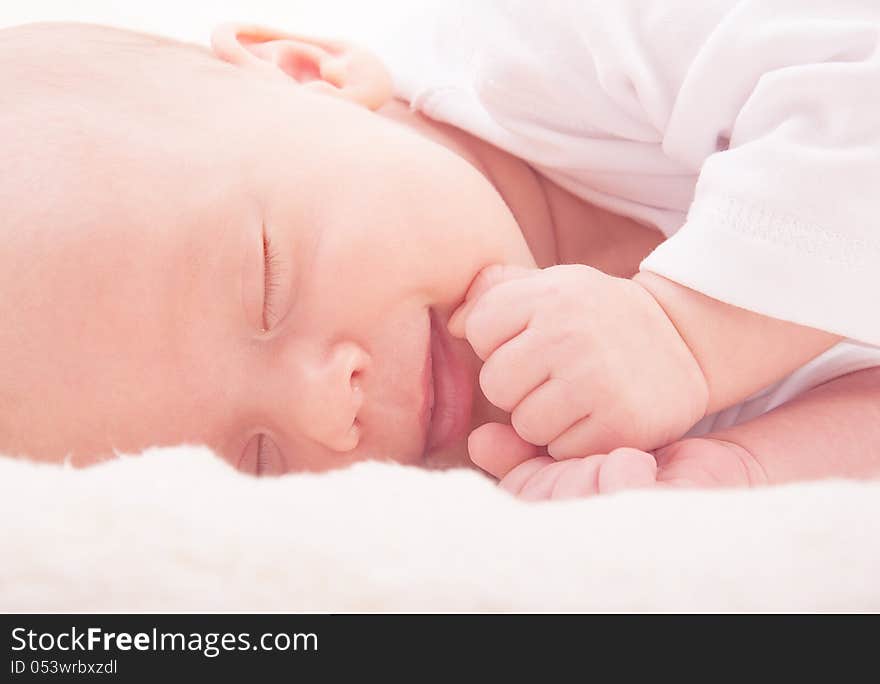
[451,262,848,460]
[701,365,880,485]
[487,366,880,499]
[634,270,841,415]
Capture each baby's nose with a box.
[281,340,370,453]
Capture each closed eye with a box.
[239,433,286,476]
[261,226,282,332]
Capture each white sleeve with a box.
[366,0,741,234]
[640,0,880,345]
[371,0,880,343]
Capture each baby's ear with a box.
[210,22,392,110]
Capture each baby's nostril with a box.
[350,376,365,422]
[351,372,364,399]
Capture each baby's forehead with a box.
[2,25,260,193]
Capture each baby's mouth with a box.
[418,324,434,452]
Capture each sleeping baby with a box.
[1,1,879,500]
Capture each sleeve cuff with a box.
[639,195,880,347]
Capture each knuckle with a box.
[510,405,550,446]
[549,411,622,460]
[463,303,493,357]
[478,359,515,412]
[532,308,588,350]
[549,373,583,405]
[537,323,574,359]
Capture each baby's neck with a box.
[377,98,663,276]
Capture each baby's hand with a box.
[468,423,762,500]
[448,264,708,459]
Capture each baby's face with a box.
[0,25,534,473]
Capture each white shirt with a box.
[368,0,880,346]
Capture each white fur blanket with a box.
[2,447,878,612]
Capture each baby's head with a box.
[0,22,534,473]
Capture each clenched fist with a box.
[448,263,709,463]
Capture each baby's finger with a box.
[447,263,535,340]
[479,328,550,412]
[597,448,657,494]
[457,276,549,361]
[497,456,555,496]
[518,458,585,501]
[468,421,539,480]
[510,377,592,452]
[547,413,626,460]
[548,455,607,500]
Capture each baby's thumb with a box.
[447,263,534,338]
[468,422,539,480]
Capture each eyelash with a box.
[256,434,270,476]
[262,230,282,332]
